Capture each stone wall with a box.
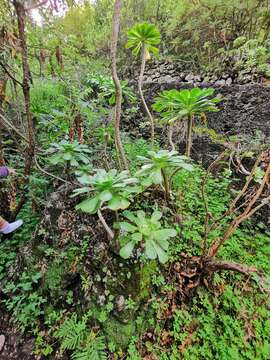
[125,60,264,87]
[124,60,270,145]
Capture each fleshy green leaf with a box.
[99,190,113,202]
[154,229,177,241]
[145,240,157,260]
[119,222,137,232]
[76,196,100,214]
[120,241,136,259]
[108,196,130,211]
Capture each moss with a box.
[103,317,136,349]
[43,260,66,296]
[137,260,157,301]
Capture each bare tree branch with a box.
[25,0,49,11]
[0,62,23,87]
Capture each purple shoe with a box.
[0,220,23,234]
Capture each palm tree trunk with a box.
[138,45,155,147]
[111,0,128,170]
[186,115,193,157]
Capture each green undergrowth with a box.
[0,139,269,359]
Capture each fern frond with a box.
[54,314,87,350]
[71,333,107,360]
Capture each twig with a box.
[202,152,264,252]
[0,62,23,87]
[201,150,228,250]
[207,162,270,258]
[34,157,74,185]
[0,113,29,143]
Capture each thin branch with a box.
[25,0,49,11]
[34,157,74,186]
[207,162,270,258]
[202,152,264,251]
[201,150,228,250]
[228,153,263,213]
[0,62,23,87]
[0,113,29,143]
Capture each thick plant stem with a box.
[186,114,193,157]
[161,169,170,202]
[138,45,155,147]
[111,0,128,170]
[205,260,258,276]
[97,210,114,240]
[168,125,175,151]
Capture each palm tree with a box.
[126,23,160,146]
[153,87,221,157]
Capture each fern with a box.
[54,314,87,350]
[71,333,107,360]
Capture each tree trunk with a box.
[186,114,193,157]
[0,74,7,165]
[111,0,128,170]
[12,0,35,218]
[138,44,155,147]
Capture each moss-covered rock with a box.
[103,317,136,349]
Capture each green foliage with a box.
[74,169,139,214]
[55,314,87,351]
[75,164,94,184]
[2,2,270,359]
[136,149,192,187]
[118,210,177,263]
[153,87,221,123]
[33,332,54,357]
[71,334,106,360]
[126,22,161,58]
[166,286,270,359]
[86,74,136,105]
[55,314,106,359]
[48,140,91,167]
[31,80,68,117]
[3,271,46,331]
[232,38,270,76]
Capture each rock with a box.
[144,77,152,84]
[221,73,229,79]
[194,75,201,82]
[115,295,125,312]
[97,295,106,305]
[185,73,194,82]
[211,75,218,82]
[215,79,226,86]
[226,77,233,86]
[0,335,5,352]
[178,72,186,80]
[163,75,175,83]
[201,76,211,84]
